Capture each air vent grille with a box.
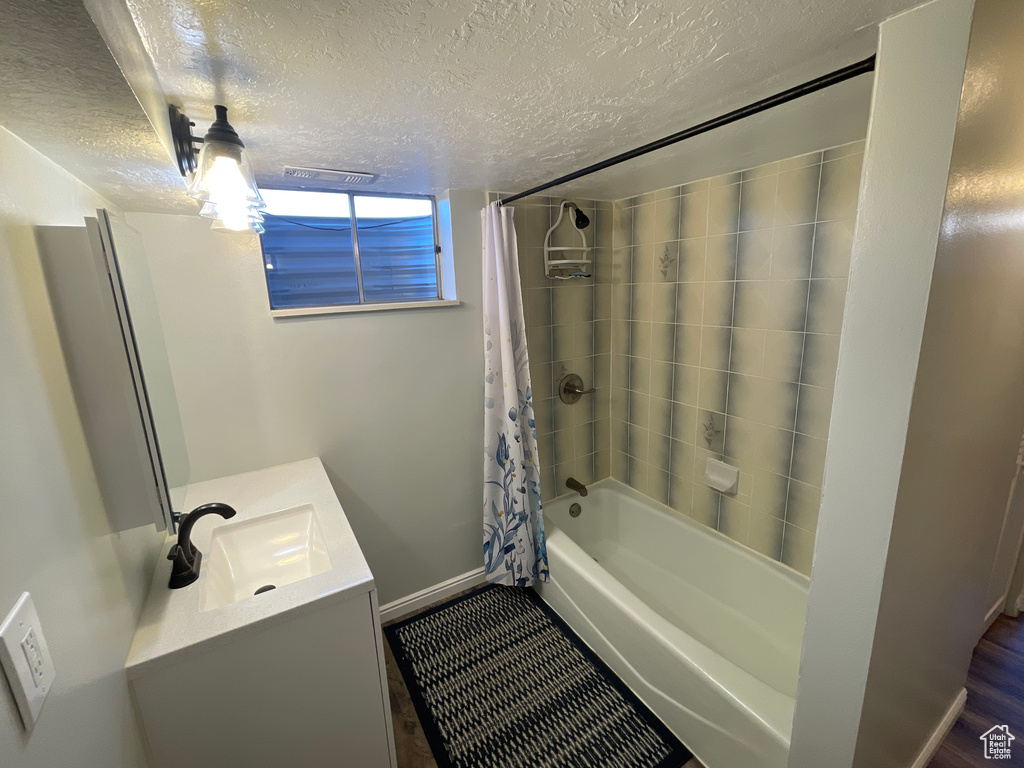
[283,166,376,185]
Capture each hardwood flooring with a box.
[928,612,1024,767]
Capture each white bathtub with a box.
[535,479,809,768]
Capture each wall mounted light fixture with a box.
[169,104,265,233]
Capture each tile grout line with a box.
[781,158,826,561]
[659,196,682,507]
[693,181,715,523]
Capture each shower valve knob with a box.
[558,373,595,405]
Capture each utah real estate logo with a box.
[980,725,1015,760]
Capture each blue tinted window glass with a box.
[258,190,439,310]
[354,196,438,302]
[261,214,358,309]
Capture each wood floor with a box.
[927,612,1024,767]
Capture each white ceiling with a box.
[5,0,922,209]
[543,72,875,201]
[0,0,187,212]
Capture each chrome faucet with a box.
[566,477,588,497]
[167,502,237,589]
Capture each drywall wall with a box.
[1006,520,1024,616]
[987,439,1024,624]
[0,127,159,767]
[854,0,1024,764]
[787,0,975,766]
[126,189,487,604]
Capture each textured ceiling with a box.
[4,0,921,210]
[119,0,919,201]
[0,0,188,212]
[547,72,875,201]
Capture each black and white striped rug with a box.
[384,584,693,768]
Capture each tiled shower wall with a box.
[609,141,864,574]
[504,195,612,501]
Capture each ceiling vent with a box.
[282,166,376,185]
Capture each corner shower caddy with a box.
[544,201,591,279]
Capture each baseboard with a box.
[984,596,1006,633]
[378,567,486,623]
[910,688,967,768]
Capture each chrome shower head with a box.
[568,202,590,229]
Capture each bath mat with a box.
[384,584,693,768]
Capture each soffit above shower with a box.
[0,0,189,213]
[544,73,875,202]
[101,0,920,205]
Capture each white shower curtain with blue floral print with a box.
[481,202,548,586]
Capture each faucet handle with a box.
[167,540,197,563]
[168,502,238,589]
[558,373,596,405]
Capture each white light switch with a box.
[0,593,55,729]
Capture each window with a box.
[259,189,446,315]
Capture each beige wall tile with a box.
[781,523,816,576]
[526,146,864,569]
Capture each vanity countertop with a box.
[125,458,374,679]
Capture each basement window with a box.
[259,189,454,316]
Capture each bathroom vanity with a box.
[126,458,396,768]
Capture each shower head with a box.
[568,202,590,230]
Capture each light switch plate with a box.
[0,593,56,730]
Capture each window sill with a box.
[271,299,461,318]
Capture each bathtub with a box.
[535,479,809,768]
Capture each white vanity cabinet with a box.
[126,459,396,768]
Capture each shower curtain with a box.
[481,202,548,586]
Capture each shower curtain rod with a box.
[496,55,876,206]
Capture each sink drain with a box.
[254,585,276,595]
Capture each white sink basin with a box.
[200,504,333,612]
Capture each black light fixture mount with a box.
[169,104,201,176]
[167,103,265,232]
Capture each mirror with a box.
[37,210,190,533]
[105,212,191,516]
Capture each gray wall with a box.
[127,190,487,604]
[0,127,159,767]
[789,0,980,765]
[855,0,1024,764]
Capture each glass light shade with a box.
[199,201,264,219]
[186,139,265,210]
[211,215,265,234]
[200,201,265,233]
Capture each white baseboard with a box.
[378,567,486,623]
[910,688,967,768]
[984,596,1006,632]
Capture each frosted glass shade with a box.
[210,214,265,234]
[200,202,265,233]
[186,139,265,210]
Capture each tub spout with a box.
[566,477,588,497]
